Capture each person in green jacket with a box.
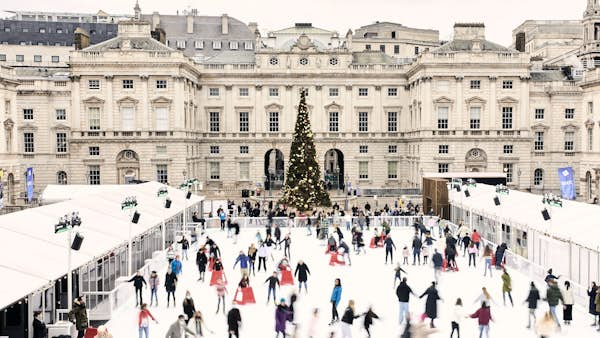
[501,269,513,306]
[68,296,88,338]
[545,279,564,329]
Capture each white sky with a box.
[2,0,586,46]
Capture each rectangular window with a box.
[503,145,513,154]
[156,80,167,89]
[194,41,204,49]
[34,55,42,62]
[244,42,253,50]
[121,107,135,131]
[210,145,220,154]
[501,107,513,129]
[23,132,34,153]
[359,161,369,179]
[23,108,33,120]
[503,163,514,183]
[239,111,249,132]
[359,145,368,153]
[155,107,169,130]
[358,88,368,96]
[209,88,220,96]
[239,162,250,180]
[88,79,100,89]
[502,80,513,89]
[88,165,101,185]
[329,87,339,97]
[51,56,59,63]
[388,161,398,179]
[156,165,168,184]
[589,128,594,151]
[388,87,398,96]
[414,46,420,55]
[394,45,400,54]
[88,107,100,130]
[156,145,167,154]
[387,111,398,132]
[565,108,575,119]
[358,111,368,132]
[176,40,186,49]
[122,79,133,89]
[269,88,279,97]
[365,44,371,50]
[588,102,594,115]
[564,131,575,151]
[0,54,6,61]
[470,80,481,89]
[212,41,222,50]
[269,112,279,132]
[16,55,24,62]
[438,145,449,154]
[240,145,249,154]
[534,131,544,151]
[229,41,238,50]
[39,28,46,33]
[437,106,449,129]
[89,146,100,156]
[56,132,67,153]
[209,112,220,132]
[210,162,220,180]
[438,163,449,173]
[534,108,544,119]
[380,45,385,52]
[239,87,249,97]
[55,109,66,120]
[328,111,339,132]
[469,107,481,129]
[388,145,397,153]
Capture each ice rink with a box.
[106,225,592,337]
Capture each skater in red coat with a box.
[210,259,227,286]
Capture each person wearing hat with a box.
[275,298,292,337]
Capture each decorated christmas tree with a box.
[280,88,331,211]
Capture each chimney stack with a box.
[453,23,485,40]
[151,27,166,44]
[152,12,160,30]
[74,27,90,50]
[221,14,229,35]
[187,13,194,34]
[248,22,258,35]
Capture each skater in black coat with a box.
[196,248,208,282]
[419,282,441,328]
[384,236,397,264]
[363,306,380,337]
[525,281,540,329]
[294,260,311,293]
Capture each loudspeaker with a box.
[464,190,470,198]
[164,199,172,209]
[541,209,550,221]
[132,211,141,224]
[493,196,500,206]
[71,232,84,251]
[186,191,192,200]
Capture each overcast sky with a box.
[2,0,586,45]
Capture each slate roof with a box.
[84,35,173,52]
[200,50,256,64]
[530,70,566,82]
[434,39,515,53]
[352,51,409,64]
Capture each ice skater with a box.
[265,271,280,304]
[294,260,311,293]
[329,278,342,325]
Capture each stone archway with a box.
[264,149,284,190]
[116,149,140,184]
[465,148,488,172]
[324,149,344,190]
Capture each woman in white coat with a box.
[562,281,574,325]
[450,298,465,338]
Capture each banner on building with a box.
[26,167,34,203]
[558,167,576,200]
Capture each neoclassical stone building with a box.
[3,1,600,204]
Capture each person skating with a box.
[474,287,496,307]
[68,296,88,338]
[265,271,280,304]
[445,244,457,271]
[196,247,208,282]
[363,306,379,337]
[227,304,242,338]
[525,282,541,329]
[177,236,190,261]
[339,239,351,266]
[275,298,293,338]
[468,243,478,267]
[461,233,471,257]
[164,268,178,307]
[137,303,157,338]
[166,245,176,264]
[330,278,343,325]
[501,269,514,306]
[471,229,481,251]
[233,250,250,277]
[248,243,257,276]
[148,271,159,306]
[562,281,574,325]
[340,299,360,338]
[450,298,464,338]
[32,311,47,338]
[412,233,422,265]
[307,308,319,338]
[544,269,560,284]
[422,246,429,265]
[468,302,493,338]
[182,290,196,324]
[294,260,311,293]
[544,279,563,329]
[128,271,147,307]
[588,282,598,326]
[274,224,282,249]
[165,315,195,338]
[278,233,292,259]
[171,255,183,276]
[419,281,441,328]
[481,246,493,277]
[328,235,337,253]
[210,258,227,286]
[384,235,396,264]
[393,264,407,288]
[187,311,214,337]
[535,311,558,338]
[257,241,268,272]
[396,277,416,325]
[215,278,228,315]
[431,249,443,283]
[264,234,276,261]
[402,246,410,265]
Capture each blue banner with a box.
[558,167,576,200]
[26,167,34,203]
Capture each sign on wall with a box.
[26,167,34,203]
[558,167,576,200]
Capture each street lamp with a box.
[157,187,169,250]
[121,196,138,276]
[54,212,82,311]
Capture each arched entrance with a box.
[264,149,284,190]
[465,148,488,172]
[324,149,344,190]
[116,150,140,184]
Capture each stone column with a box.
[70,75,81,129]
[104,75,114,129]
[140,75,149,130]
[489,76,497,129]
[173,76,184,129]
[455,77,463,129]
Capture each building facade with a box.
[2,1,600,205]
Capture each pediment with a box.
[498,96,518,104]
[265,103,284,111]
[586,119,595,129]
[51,123,71,130]
[433,96,454,104]
[83,96,105,104]
[324,102,343,111]
[531,123,550,131]
[116,96,139,104]
[151,96,172,104]
[561,123,580,131]
[17,122,37,130]
[465,96,486,104]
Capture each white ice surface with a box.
[106,227,592,337]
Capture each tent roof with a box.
[0,182,202,309]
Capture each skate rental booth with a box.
[448,182,600,306]
[0,182,203,338]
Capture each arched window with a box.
[57,171,67,185]
[533,168,543,187]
